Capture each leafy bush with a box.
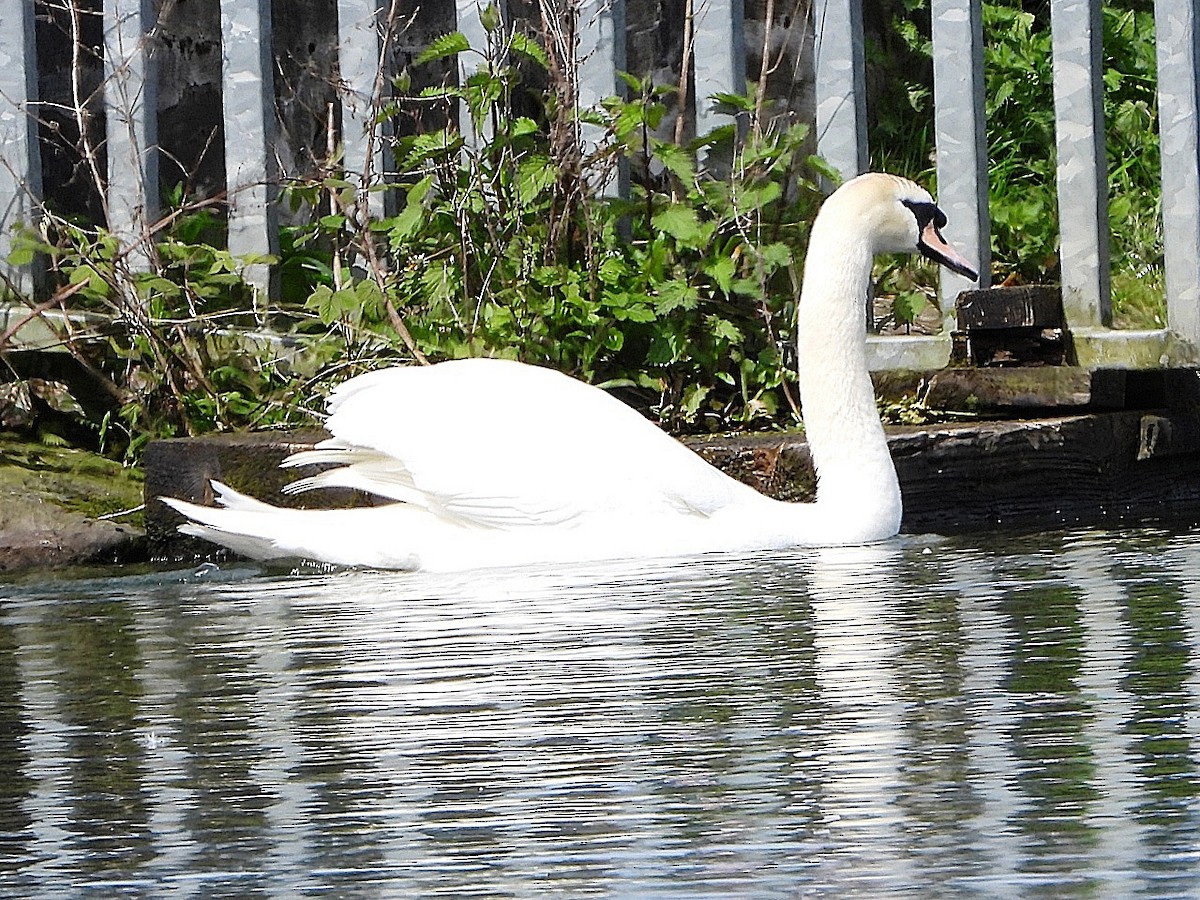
[282,23,832,432]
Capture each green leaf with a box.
[6,246,35,267]
[654,279,699,314]
[509,33,548,68]
[707,315,743,344]
[651,205,704,246]
[389,174,435,244]
[511,116,539,138]
[681,383,711,419]
[707,91,756,113]
[704,256,736,294]
[758,242,793,271]
[415,31,471,66]
[653,142,696,185]
[517,156,557,205]
[893,292,929,325]
[479,1,501,32]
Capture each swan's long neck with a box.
[794,212,901,539]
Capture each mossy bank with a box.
[0,437,146,575]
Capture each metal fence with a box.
[1,0,1197,370]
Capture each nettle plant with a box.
[287,15,831,431]
[6,189,309,460]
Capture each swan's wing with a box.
[288,358,755,528]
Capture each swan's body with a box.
[163,173,976,572]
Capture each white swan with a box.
[163,173,976,571]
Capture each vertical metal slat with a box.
[813,0,867,181]
[931,0,990,310]
[1050,0,1111,328]
[0,0,43,296]
[220,0,279,301]
[337,0,390,219]
[692,0,746,142]
[1155,0,1200,347]
[103,0,159,269]
[576,0,625,196]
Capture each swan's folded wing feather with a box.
[306,358,752,528]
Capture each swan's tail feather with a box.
[176,521,292,560]
[280,445,360,469]
[209,480,278,512]
[160,483,299,560]
[160,482,426,568]
[159,482,309,561]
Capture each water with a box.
[1,527,1200,898]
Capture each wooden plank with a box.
[922,368,1124,410]
[889,413,1164,532]
[220,0,279,300]
[0,0,43,297]
[1154,0,1200,349]
[930,0,990,308]
[956,286,1063,330]
[1072,326,1200,368]
[103,0,159,269]
[1050,0,1111,328]
[812,0,867,180]
[336,0,390,219]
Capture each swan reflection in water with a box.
[2,529,1200,896]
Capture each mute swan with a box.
[163,173,976,571]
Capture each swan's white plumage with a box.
[163,173,975,572]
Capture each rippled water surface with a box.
[3,527,1200,897]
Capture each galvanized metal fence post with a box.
[931,0,990,309]
[456,0,495,147]
[337,0,391,219]
[692,0,746,142]
[1050,0,1111,329]
[221,0,279,302]
[576,0,625,197]
[104,0,159,269]
[0,0,43,297]
[1154,0,1200,349]
[813,0,867,181]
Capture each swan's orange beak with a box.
[918,221,978,281]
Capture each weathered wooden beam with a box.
[956,286,1063,330]
[103,0,159,269]
[0,0,43,297]
[931,0,990,308]
[220,0,279,301]
[922,368,1125,410]
[1050,0,1111,328]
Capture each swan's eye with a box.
[902,200,947,231]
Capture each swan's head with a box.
[821,173,978,280]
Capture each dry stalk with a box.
[675,0,696,146]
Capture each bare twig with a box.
[675,0,696,146]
